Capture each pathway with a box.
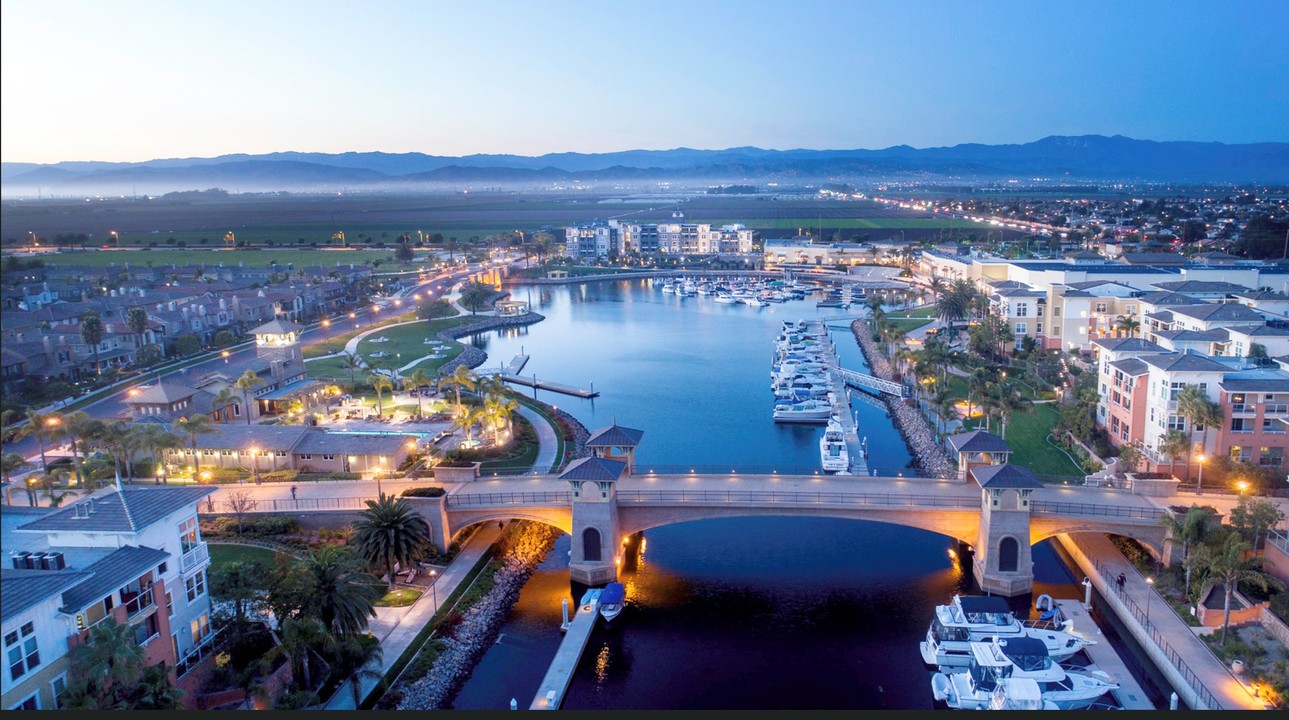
[516,405,560,473]
[322,521,505,709]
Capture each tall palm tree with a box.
[1114,314,1140,338]
[353,493,432,590]
[15,409,63,472]
[336,635,384,709]
[460,281,495,314]
[454,404,487,445]
[68,618,145,705]
[271,616,334,692]
[62,411,103,489]
[481,392,520,445]
[212,387,239,423]
[370,373,394,419]
[93,420,134,488]
[995,379,1034,440]
[173,414,215,478]
[437,364,477,418]
[2,453,28,505]
[297,545,383,636]
[1158,429,1190,480]
[403,368,432,417]
[79,311,105,374]
[340,351,365,391]
[1192,532,1286,645]
[1176,384,1222,488]
[233,370,267,425]
[1158,505,1215,598]
[137,424,182,483]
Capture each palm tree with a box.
[460,281,495,314]
[93,420,134,488]
[234,370,268,425]
[127,306,150,348]
[934,390,960,438]
[173,414,215,478]
[370,372,394,419]
[481,392,520,445]
[68,618,145,706]
[1192,532,1286,644]
[995,379,1033,440]
[1114,314,1140,338]
[137,424,182,483]
[1158,429,1190,480]
[454,404,487,444]
[340,351,365,391]
[336,635,384,709]
[2,453,28,505]
[14,409,63,472]
[1158,505,1215,598]
[271,616,334,692]
[297,545,383,636]
[437,364,477,418]
[62,411,103,489]
[403,368,432,417]
[212,386,239,423]
[353,493,432,590]
[1176,384,1222,488]
[79,311,105,374]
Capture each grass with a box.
[888,317,933,334]
[31,247,406,269]
[374,588,423,607]
[1003,403,1083,478]
[306,315,475,381]
[707,217,988,230]
[208,542,279,570]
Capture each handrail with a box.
[445,489,982,509]
[1031,500,1165,521]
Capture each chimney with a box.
[168,301,176,311]
[219,298,227,310]
[42,336,52,354]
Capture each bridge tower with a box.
[561,456,627,586]
[585,421,644,475]
[970,463,1043,596]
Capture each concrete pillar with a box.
[973,487,1035,596]
[568,479,620,586]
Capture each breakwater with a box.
[437,312,546,374]
[849,319,955,479]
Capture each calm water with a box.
[447,280,1164,710]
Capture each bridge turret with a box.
[560,456,626,586]
[946,429,1011,484]
[970,463,1042,596]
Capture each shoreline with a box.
[849,318,956,480]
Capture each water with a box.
[444,279,1157,710]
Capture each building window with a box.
[50,675,67,709]
[1232,418,1253,433]
[190,613,211,645]
[1036,322,1043,335]
[1053,307,1061,317]
[185,570,206,602]
[5,622,40,681]
[1260,447,1284,466]
[1016,303,1028,317]
[322,454,336,461]
[1015,322,1027,335]
[9,692,39,711]
[1167,415,1186,432]
[299,454,312,461]
[178,516,200,553]
[166,591,174,617]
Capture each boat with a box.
[741,296,766,307]
[598,581,625,623]
[930,638,1118,710]
[773,398,833,423]
[920,594,1094,670]
[714,293,738,304]
[659,281,676,294]
[931,675,1059,711]
[819,416,849,472]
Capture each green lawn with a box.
[888,317,933,335]
[34,247,406,269]
[306,315,476,380]
[375,588,423,607]
[1002,403,1083,478]
[208,542,279,570]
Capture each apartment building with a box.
[1,487,217,710]
[564,220,753,259]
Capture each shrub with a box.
[402,486,446,498]
[260,469,299,483]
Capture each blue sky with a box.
[2,0,1286,163]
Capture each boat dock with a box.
[501,373,600,398]
[502,353,529,375]
[1054,599,1156,710]
[813,320,867,475]
[530,589,602,710]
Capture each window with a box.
[1015,323,1027,335]
[1260,447,1284,466]
[1230,446,1251,462]
[185,570,206,602]
[1036,322,1043,334]
[1232,418,1253,433]
[9,692,39,711]
[1264,419,1283,434]
[1167,415,1187,432]
[5,622,40,681]
[178,516,200,553]
[322,454,336,461]
[166,591,174,617]
[190,613,211,645]
[50,675,67,709]
[1016,303,1028,317]
[1095,302,1108,313]
[299,454,312,461]
[998,537,1019,572]
[582,528,602,562]
[158,562,167,575]
[1053,306,1061,317]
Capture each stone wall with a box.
[436,312,546,374]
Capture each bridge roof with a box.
[586,422,644,448]
[559,456,627,482]
[947,429,1011,454]
[971,463,1043,489]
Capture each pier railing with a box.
[1070,535,1224,711]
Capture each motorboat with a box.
[714,293,738,304]
[741,296,766,307]
[920,594,1094,670]
[599,582,625,623]
[659,281,676,294]
[931,675,1059,711]
[773,398,833,423]
[819,417,849,472]
[930,638,1118,710]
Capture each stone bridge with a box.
[408,472,1170,596]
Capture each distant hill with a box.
[3,135,1286,196]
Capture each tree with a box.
[1230,215,1289,259]
[1175,384,1222,489]
[137,424,182,483]
[340,351,365,390]
[212,386,239,423]
[460,281,496,315]
[1114,314,1140,338]
[172,333,201,356]
[234,370,267,425]
[353,493,432,590]
[296,545,383,636]
[270,617,333,693]
[15,409,63,471]
[1117,442,1143,474]
[1158,429,1190,480]
[1158,505,1215,598]
[1193,532,1285,645]
[417,298,455,320]
[404,368,432,417]
[437,364,477,419]
[209,560,265,624]
[995,379,1033,440]
[370,373,394,419]
[2,453,28,505]
[173,414,215,478]
[127,306,149,347]
[226,489,258,533]
[335,634,384,709]
[394,240,415,263]
[80,311,105,374]
[1227,495,1287,552]
[93,419,136,489]
[530,231,557,265]
[67,618,146,708]
[62,411,103,489]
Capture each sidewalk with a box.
[323,520,505,709]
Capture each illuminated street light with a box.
[221,350,230,364]
[322,319,331,340]
[1196,453,1206,495]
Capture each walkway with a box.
[323,521,505,709]
[517,405,560,473]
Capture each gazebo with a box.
[584,421,644,475]
[946,429,1012,483]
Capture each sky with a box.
[2,0,1287,164]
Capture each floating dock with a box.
[502,353,529,375]
[814,319,867,475]
[1054,599,1156,710]
[501,374,599,398]
[531,589,601,710]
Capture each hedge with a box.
[401,487,446,498]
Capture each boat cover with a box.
[599,582,625,606]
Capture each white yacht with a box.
[930,638,1118,710]
[773,397,833,423]
[920,595,1094,670]
[819,417,849,472]
[931,675,1058,711]
[741,296,767,307]
[714,292,738,304]
[659,280,676,294]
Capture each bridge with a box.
[836,367,906,397]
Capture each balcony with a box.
[180,541,209,574]
[1231,404,1255,415]
[123,586,156,620]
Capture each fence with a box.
[203,496,375,513]
[1067,535,1224,711]
[445,489,982,509]
[1031,500,1165,521]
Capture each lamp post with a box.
[221,350,230,364]
[1236,480,1249,496]
[321,319,331,340]
[1196,453,1206,495]
[249,446,260,484]
[1145,576,1155,625]
[429,569,438,610]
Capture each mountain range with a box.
[3,135,1286,197]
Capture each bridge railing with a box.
[445,489,980,509]
[202,496,376,513]
[446,491,573,507]
[635,464,926,477]
[1031,500,1165,521]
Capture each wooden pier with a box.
[531,589,602,710]
[1054,599,1156,710]
[501,373,599,398]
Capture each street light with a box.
[1145,576,1155,624]
[321,319,331,340]
[1236,480,1250,496]
[249,446,260,484]
[1196,453,1206,495]
[221,350,230,364]
[429,569,438,609]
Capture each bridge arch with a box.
[617,506,981,548]
[1029,523,1166,559]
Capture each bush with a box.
[402,486,446,498]
[1272,592,1289,625]
[260,469,299,483]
